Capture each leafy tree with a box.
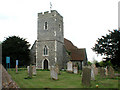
[92,30,120,69]
[87,61,92,66]
[2,36,30,68]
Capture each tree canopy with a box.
[2,36,30,68]
[92,30,120,69]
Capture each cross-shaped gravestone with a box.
[82,67,91,86]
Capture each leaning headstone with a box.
[67,61,73,73]
[91,67,95,80]
[73,67,78,74]
[100,68,106,78]
[50,66,58,80]
[32,65,36,76]
[82,67,91,86]
[108,66,115,78]
[1,64,19,89]
[28,65,32,78]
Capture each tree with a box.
[2,36,30,68]
[87,61,92,66]
[92,30,120,69]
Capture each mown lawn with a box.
[8,69,119,89]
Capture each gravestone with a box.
[100,68,106,78]
[108,66,115,78]
[0,64,2,89]
[28,65,32,78]
[105,67,108,76]
[50,66,58,80]
[55,64,60,75]
[82,67,91,86]
[94,68,98,75]
[67,61,73,72]
[32,65,36,76]
[91,67,95,80]
[73,67,78,74]
[1,64,19,88]
[27,66,29,74]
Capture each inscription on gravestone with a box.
[82,67,91,86]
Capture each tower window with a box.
[44,22,48,30]
[43,45,48,55]
[59,24,61,31]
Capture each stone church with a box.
[30,10,88,69]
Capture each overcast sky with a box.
[0,0,119,62]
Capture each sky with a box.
[0,0,119,62]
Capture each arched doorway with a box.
[44,59,48,69]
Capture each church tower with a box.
[36,10,64,69]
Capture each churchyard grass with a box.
[8,68,119,88]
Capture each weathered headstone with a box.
[32,65,36,76]
[55,64,60,75]
[1,64,19,88]
[50,66,58,80]
[67,61,73,72]
[108,66,115,78]
[82,67,91,86]
[28,65,32,78]
[100,68,106,78]
[27,66,29,74]
[91,67,95,80]
[73,67,78,74]
[94,68,98,75]
[105,67,108,76]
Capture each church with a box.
[30,10,88,70]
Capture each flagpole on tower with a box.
[50,2,52,13]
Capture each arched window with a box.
[43,45,48,55]
[44,22,48,30]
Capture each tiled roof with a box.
[64,38,87,61]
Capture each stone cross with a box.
[73,67,78,74]
[50,66,58,80]
[82,67,91,86]
[67,61,73,72]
